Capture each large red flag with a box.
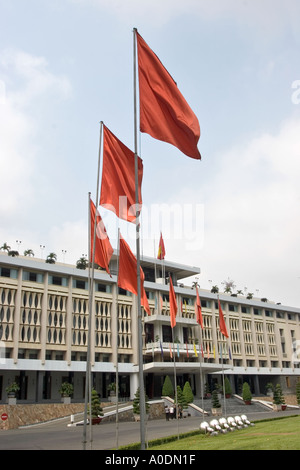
[90,199,113,275]
[118,235,150,315]
[157,232,165,260]
[169,276,177,328]
[136,31,201,160]
[195,287,203,329]
[218,299,229,338]
[100,125,143,223]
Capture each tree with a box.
[24,249,35,257]
[76,257,88,270]
[88,388,103,418]
[175,385,188,410]
[224,377,232,397]
[133,387,149,415]
[46,253,57,264]
[242,382,252,403]
[0,243,11,252]
[8,250,19,257]
[273,383,285,405]
[296,382,300,406]
[211,285,219,294]
[183,381,194,404]
[162,375,174,398]
[211,389,221,408]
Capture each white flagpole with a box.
[83,122,103,450]
[133,27,146,450]
[115,228,121,449]
[198,325,205,421]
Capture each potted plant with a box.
[133,387,149,421]
[265,382,274,398]
[6,382,20,404]
[108,382,117,402]
[88,388,103,424]
[211,389,222,415]
[204,382,211,399]
[59,381,74,403]
[242,382,252,405]
[224,377,232,398]
[273,384,286,411]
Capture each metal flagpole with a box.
[83,122,103,450]
[115,228,121,449]
[198,326,205,421]
[133,27,146,450]
[218,295,227,418]
[171,325,179,440]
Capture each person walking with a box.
[169,405,174,419]
[165,405,170,421]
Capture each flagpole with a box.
[171,324,179,440]
[198,325,205,421]
[218,295,227,418]
[83,122,103,450]
[115,228,121,449]
[133,27,146,451]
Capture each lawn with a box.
[148,416,300,451]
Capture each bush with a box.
[212,389,221,408]
[175,385,188,410]
[162,375,174,398]
[88,388,103,417]
[273,384,285,405]
[224,377,232,396]
[296,382,300,406]
[133,387,149,415]
[183,381,194,404]
[242,382,252,402]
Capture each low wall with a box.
[0,401,165,430]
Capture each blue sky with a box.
[0,0,300,307]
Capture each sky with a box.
[0,0,300,307]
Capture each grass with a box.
[147,416,300,451]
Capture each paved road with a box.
[0,407,299,450]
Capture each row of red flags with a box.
[89,31,228,338]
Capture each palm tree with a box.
[0,242,11,253]
[24,249,35,257]
[211,285,219,294]
[76,257,88,270]
[46,253,57,264]
[8,250,19,257]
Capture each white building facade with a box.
[0,252,299,403]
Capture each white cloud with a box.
[68,0,300,36]
[0,47,72,234]
[194,117,300,306]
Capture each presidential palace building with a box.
[0,251,299,404]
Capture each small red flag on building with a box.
[100,125,143,223]
[218,299,229,338]
[117,234,150,315]
[136,31,201,160]
[195,287,203,329]
[157,232,166,260]
[169,275,177,328]
[90,199,113,276]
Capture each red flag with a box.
[218,299,229,338]
[195,287,203,328]
[100,125,143,223]
[90,199,113,275]
[136,31,201,160]
[157,232,165,260]
[117,235,150,315]
[169,276,177,328]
